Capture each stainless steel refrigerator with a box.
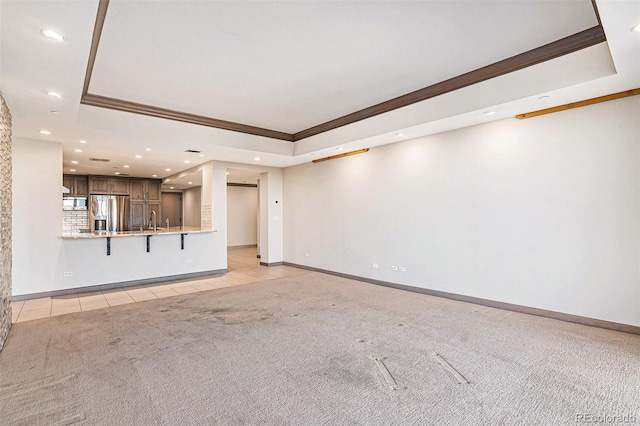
[89,195,130,232]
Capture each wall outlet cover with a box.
[390,265,398,271]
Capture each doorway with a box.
[226,169,260,259]
[161,192,182,228]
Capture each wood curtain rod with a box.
[516,88,640,120]
[312,148,369,163]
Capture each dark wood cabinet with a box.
[63,175,88,197]
[89,177,129,195]
[147,181,161,202]
[130,201,162,230]
[75,177,88,196]
[88,177,109,194]
[130,180,145,200]
[130,201,146,230]
[129,179,163,229]
[111,179,129,195]
[129,179,161,201]
[77,175,163,231]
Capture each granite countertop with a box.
[62,226,216,239]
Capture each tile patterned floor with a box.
[11,247,307,323]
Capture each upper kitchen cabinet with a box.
[89,177,107,193]
[130,179,162,201]
[147,180,161,202]
[111,179,130,195]
[130,180,144,200]
[89,176,130,195]
[63,175,88,197]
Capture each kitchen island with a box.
[62,226,215,239]
[62,226,216,256]
[10,225,227,300]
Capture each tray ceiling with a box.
[2,0,637,177]
[88,0,600,135]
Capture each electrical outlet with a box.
[186,259,193,264]
[390,265,398,271]
[63,271,73,277]
[372,262,379,269]
[399,266,406,272]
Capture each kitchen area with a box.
[63,174,196,235]
[61,170,213,258]
[11,139,282,300]
[11,143,232,299]
[7,139,288,325]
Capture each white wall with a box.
[260,169,284,264]
[183,186,201,227]
[283,97,640,327]
[12,148,226,296]
[227,186,258,247]
[12,139,64,296]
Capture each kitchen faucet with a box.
[149,210,157,232]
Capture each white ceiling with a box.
[91,0,597,133]
[1,0,639,181]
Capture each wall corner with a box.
[0,91,13,351]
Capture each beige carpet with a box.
[1,272,639,425]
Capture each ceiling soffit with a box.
[81,0,606,143]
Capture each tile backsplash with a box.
[63,210,89,233]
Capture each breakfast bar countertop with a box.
[62,226,216,239]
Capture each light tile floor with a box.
[12,247,307,323]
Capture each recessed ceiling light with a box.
[184,160,190,164]
[188,181,193,185]
[123,165,130,168]
[41,29,65,41]
[50,110,60,115]
[74,149,82,152]
[395,133,405,137]
[632,23,640,32]
[165,168,171,172]
[483,111,496,116]
[336,147,344,151]
[69,169,76,172]
[199,154,204,157]
[115,172,121,175]
[152,174,157,178]
[169,187,175,189]
[79,140,87,144]
[39,130,51,135]
[135,155,142,159]
[47,91,62,98]
[254,157,260,161]
[145,148,151,151]
[71,161,78,164]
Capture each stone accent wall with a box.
[63,210,89,233]
[0,92,12,351]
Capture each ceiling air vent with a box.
[89,157,111,162]
[184,149,201,153]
